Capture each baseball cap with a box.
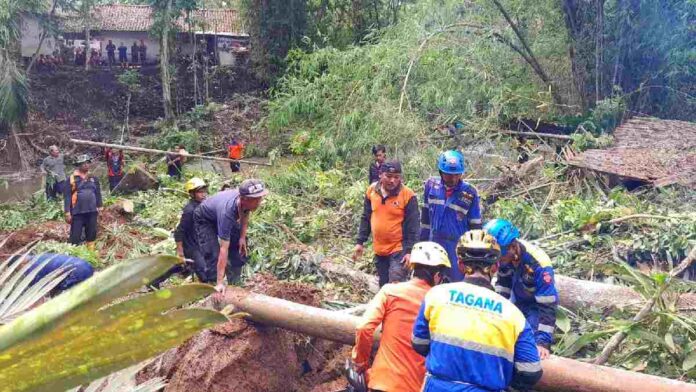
[239,179,269,198]
[379,160,402,174]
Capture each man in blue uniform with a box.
[64,154,102,249]
[484,219,559,359]
[411,230,542,391]
[194,179,268,293]
[420,150,482,281]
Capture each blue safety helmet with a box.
[437,150,465,174]
[483,219,520,250]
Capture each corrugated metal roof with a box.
[61,4,246,36]
[567,117,696,188]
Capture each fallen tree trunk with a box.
[319,261,696,312]
[501,130,573,141]
[215,289,696,392]
[69,139,272,167]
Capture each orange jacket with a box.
[228,143,244,160]
[363,184,418,256]
[352,279,430,392]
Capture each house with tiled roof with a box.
[21,4,248,66]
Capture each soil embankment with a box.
[138,274,349,392]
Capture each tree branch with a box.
[593,246,696,365]
[491,0,562,105]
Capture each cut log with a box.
[318,261,696,312]
[111,164,159,194]
[69,139,272,167]
[213,289,696,392]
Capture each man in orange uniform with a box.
[227,138,245,172]
[353,160,420,287]
[350,241,451,392]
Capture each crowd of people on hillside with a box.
[33,141,558,391]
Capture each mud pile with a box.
[138,274,348,392]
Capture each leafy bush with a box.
[33,241,102,268]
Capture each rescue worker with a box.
[194,179,268,292]
[227,138,245,173]
[17,253,94,295]
[351,241,451,392]
[353,161,419,287]
[368,144,386,184]
[64,154,102,249]
[411,230,543,392]
[148,178,209,289]
[484,219,559,359]
[419,150,482,281]
[175,178,208,280]
[40,145,67,201]
[166,145,186,179]
[104,147,124,192]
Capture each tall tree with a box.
[72,0,100,71]
[561,0,694,119]
[151,0,198,120]
[0,0,45,170]
[241,0,308,83]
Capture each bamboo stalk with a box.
[69,139,272,166]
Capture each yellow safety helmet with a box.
[184,177,207,193]
[456,230,501,266]
[410,241,451,269]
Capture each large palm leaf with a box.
[0,255,228,392]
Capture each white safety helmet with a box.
[410,241,451,269]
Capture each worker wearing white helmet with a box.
[349,242,451,392]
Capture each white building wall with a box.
[94,31,160,61]
[20,16,58,57]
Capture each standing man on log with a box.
[411,230,543,391]
[353,161,419,287]
[484,219,559,360]
[351,241,451,392]
[166,145,186,179]
[227,138,244,173]
[104,147,124,192]
[419,150,482,282]
[41,145,67,201]
[64,154,102,249]
[195,179,268,293]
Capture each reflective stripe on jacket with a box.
[495,239,559,347]
[352,279,430,392]
[412,280,542,391]
[419,177,482,280]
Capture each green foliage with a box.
[0,255,227,391]
[570,131,614,152]
[488,198,544,239]
[0,192,63,231]
[34,241,102,268]
[117,69,141,92]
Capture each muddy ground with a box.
[138,274,349,392]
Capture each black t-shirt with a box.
[106,43,116,53]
